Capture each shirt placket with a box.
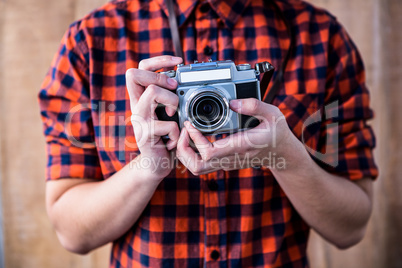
[201,168,227,267]
[194,3,228,266]
[195,1,218,62]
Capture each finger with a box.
[177,128,211,175]
[229,98,282,122]
[177,128,198,162]
[126,69,145,109]
[182,121,256,162]
[126,56,181,112]
[183,120,247,161]
[177,128,232,175]
[209,131,246,159]
[126,68,178,108]
[135,85,179,118]
[196,130,262,161]
[135,120,180,151]
[212,129,269,153]
[183,121,214,160]
[212,130,249,149]
[151,121,180,150]
[138,56,182,71]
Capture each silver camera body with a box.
[158,60,274,135]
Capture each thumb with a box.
[229,98,276,117]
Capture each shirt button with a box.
[199,3,210,13]
[208,179,219,191]
[210,250,220,260]
[203,46,214,56]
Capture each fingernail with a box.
[167,107,175,116]
[184,121,190,128]
[230,100,241,109]
[168,78,177,87]
[172,56,182,62]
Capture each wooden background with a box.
[0,0,401,267]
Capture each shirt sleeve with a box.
[38,22,103,181]
[312,18,379,180]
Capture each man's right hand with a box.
[45,56,184,254]
[126,56,183,180]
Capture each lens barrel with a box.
[187,89,229,132]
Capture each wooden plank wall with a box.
[0,0,400,267]
[307,0,402,267]
[0,1,110,267]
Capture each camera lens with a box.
[194,97,222,125]
[202,103,213,114]
[188,89,229,132]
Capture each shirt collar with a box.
[156,0,251,29]
[209,0,251,29]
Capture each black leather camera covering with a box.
[155,104,179,124]
[235,81,260,129]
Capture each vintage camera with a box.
[156,60,274,135]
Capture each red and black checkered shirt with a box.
[39,0,378,267]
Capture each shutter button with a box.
[208,179,219,191]
[210,250,220,260]
[203,46,214,56]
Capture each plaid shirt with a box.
[39,0,378,267]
